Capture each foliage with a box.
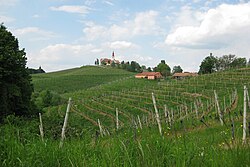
[199,54,247,74]
[94,58,99,65]
[147,67,152,72]
[156,60,171,77]
[172,65,183,74]
[198,55,217,74]
[28,66,45,74]
[0,24,35,122]
[33,90,65,110]
[1,119,249,166]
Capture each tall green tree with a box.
[198,55,217,74]
[172,65,183,74]
[156,60,171,77]
[0,24,34,122]
[147,67,152,72]
[216,54,247,70]
[230,57,246,68]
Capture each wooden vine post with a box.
[164,105,168,124]
[214,90,223,125]
[116,108,119,131]
[243,86,247,144]
[137,115,142,129]
[98,119,103,137]
[194,101,198,119]
[39,113,44,142]
[152,93,162,135]
[59,97,72,148]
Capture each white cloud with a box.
[109,41,137,49]
[13,27,57,41]
[0,0,18,7]
[0,15,15,23]
[28,43,97,72]
[133,10,160,35]
[103,0,114,6]
[85,0,96,6]
[83,10,161,41]
[32,14,40,18]
[50,5,91,14]
[83,22,108,40]
[165,2,250,49]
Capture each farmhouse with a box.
[172,72,198,79]
[135,72,162,80]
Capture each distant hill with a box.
[32,65,134,93]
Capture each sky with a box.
[1,0,250,72]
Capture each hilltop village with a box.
[96,51,198,80]
[96,51,249,80]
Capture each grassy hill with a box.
[1,66,250,166]
[32,65,134,93]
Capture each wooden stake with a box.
[164,105,168,124]
[214,90,223,125]
[246,88,250,109]
[60,97,72,148]
[145,116,149,127]
[171,109,174,123]
[116,108,119,130]
[194,101,198,119]
[243,86,247,143]
[98,119,103,137]
[39,113,44,142]
[137,115,142,129]
[152,93,162,135]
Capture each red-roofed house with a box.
[135,72,162,80]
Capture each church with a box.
[100,51,120,65]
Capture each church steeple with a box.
[112,51,115,60]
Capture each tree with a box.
[215,54,247,70]
[156,60,171,77]
[111,61,116,67]
[141,65,146,71]
[0,24,35,122]
[198,55,217,74]
[231,57,246,68]
[28,66,45,74]
[147,67,152,72]
[216,54,236,70]
[172,65,183,74]
[129,61,142,72]
[96,58,99,65]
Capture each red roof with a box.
[135,72,162,77]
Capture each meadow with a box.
[1,66,250,166]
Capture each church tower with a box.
[112,51,115,60]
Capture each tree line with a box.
[95,58,183,78]
[198,53,249,74]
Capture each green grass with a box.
[1,119,249,167]
[32,66,134,93]
[1,66,250,166]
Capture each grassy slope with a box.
[1,67,250,166]
[32,65,134,93]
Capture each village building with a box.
[100,51,120,65]
[135,72,162,80]
[172,72,198,79]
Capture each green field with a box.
[1,66,250,166]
